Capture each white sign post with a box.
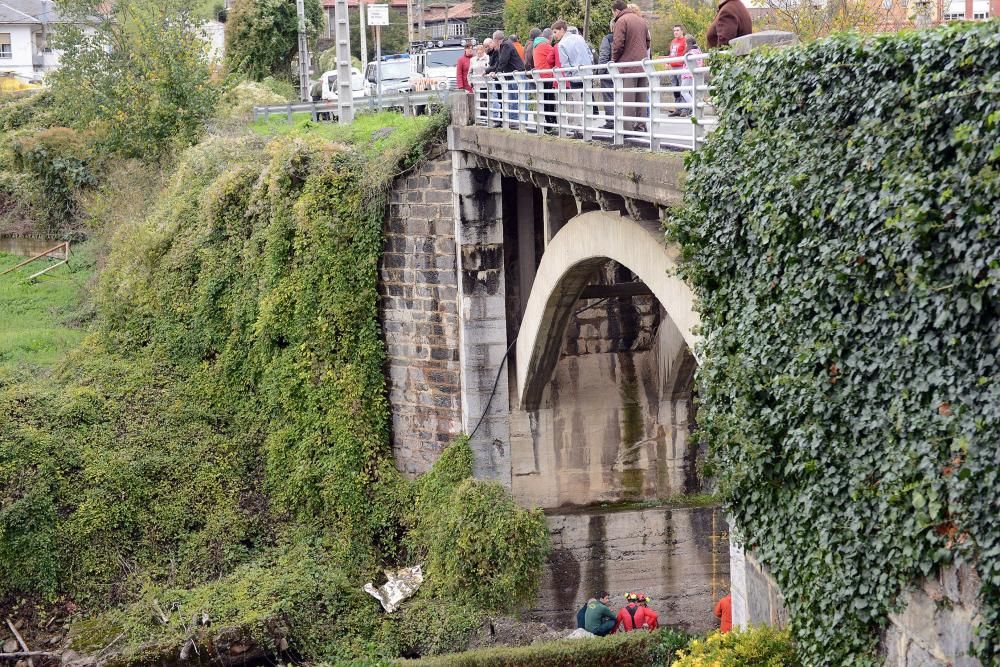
[367,4,389,106]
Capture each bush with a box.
[673,627,799,667]
[214,80,290,123]
[668,21,1000,664]
[10,127,96,229]
[422,478,549,610]
[398,627,691,666]
[225,0,324,81]
[49,0,218,157]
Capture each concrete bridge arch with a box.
[515,210,700,411]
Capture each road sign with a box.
[367,4,389,25]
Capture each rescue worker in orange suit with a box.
[612,592,642,633]
[637,594,659,630]
[714,593,733,633]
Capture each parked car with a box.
[363,55,413,98]
[314,68,366,102]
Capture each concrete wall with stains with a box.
[528,505,730,632]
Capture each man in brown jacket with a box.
[610,0,650,132]
[707,0,753,48]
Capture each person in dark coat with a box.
[706,0,753,47]
[524,27,541,69]
[485,30,525,122]
[610,0,650,131]
[597,26,614,128]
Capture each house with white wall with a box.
[0,0,69,80]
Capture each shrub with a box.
[668,21,1000,664]
[422,478,549,610]
[398,627,691,666]
[673,627,799,667]
[11,127,96,229]
[49,0,218,157]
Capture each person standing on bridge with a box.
[524,27,542,70]
[706,0,753,48]
[485,30,525,123]
[456,41,474,93]
[584,591,617,636]
[532,28,558,131]
[610,0,650,133]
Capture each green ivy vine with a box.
[669,22,999,665]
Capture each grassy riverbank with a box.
[0,244,95,372]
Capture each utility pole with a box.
[359,0,368,73]
[334,0,354,123]
[296,0,311,102]
[407,0,414,42]
[418,0,425,40]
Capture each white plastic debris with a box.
[363,564,423,613]
[566,628,595,640]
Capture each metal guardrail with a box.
[470,52,715,152]
[251,89,454,123]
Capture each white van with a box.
[318,68,366,102]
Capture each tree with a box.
[468,0,504,41]
[502,0,615,49]
[48,0,218,157]
[225,0,324,81]
[652,0,716,53]
[754,0,882,39]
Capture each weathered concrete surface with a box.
[448,125,686,207]
[882,562,983,666]
[452,151,511,485]
[381,150,463,476]
[510,290,700,508]
[528,505,730,633]
[515,211,698,411]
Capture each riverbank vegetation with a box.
[0,0,550,660]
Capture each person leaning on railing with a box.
[485,30,526,123]
[532,28,558,132]
[610,0,650,132]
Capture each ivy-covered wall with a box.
[669,22,998,665]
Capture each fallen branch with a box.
[5,619,34,667]
[0,652,55,660]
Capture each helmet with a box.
[642,594,652,604]
[625,592,638,602]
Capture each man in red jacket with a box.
[707,0,753,47]
[456,41,474,93]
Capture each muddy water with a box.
[527,504,729,633]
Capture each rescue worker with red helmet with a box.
[637,593,659,630]
[612,592,643,633]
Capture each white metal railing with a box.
[470,52,715,151]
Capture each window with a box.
[449,22,466,37]
[0,33,11,59]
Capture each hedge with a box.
[669,21,999,665]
